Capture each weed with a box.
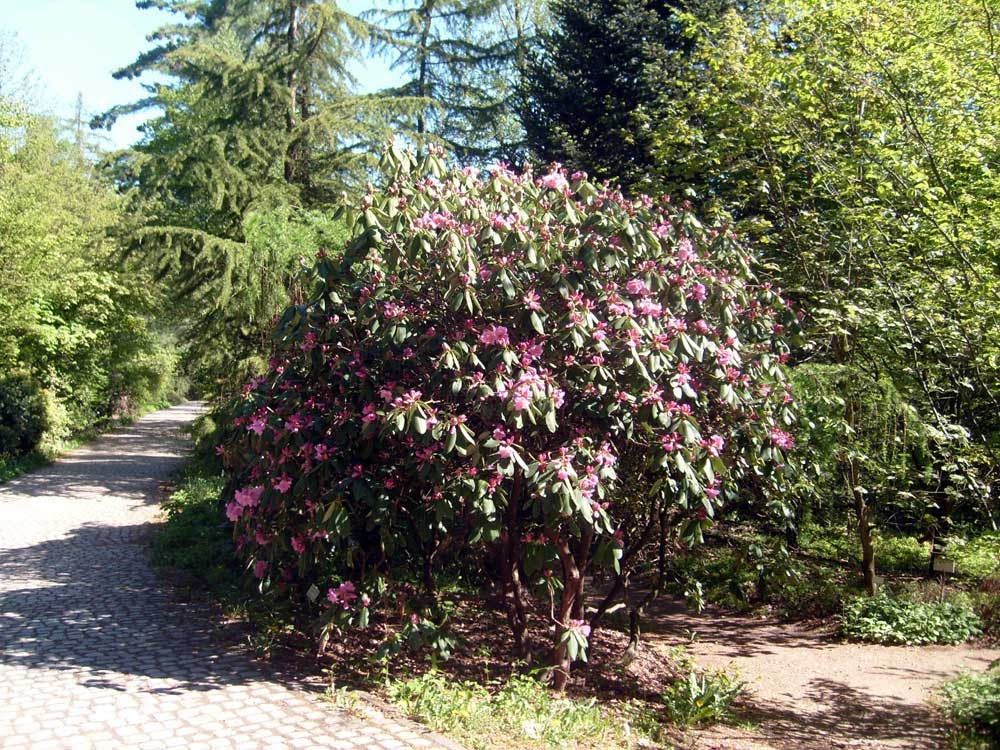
[661,667,744,727]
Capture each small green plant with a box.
[840,594,981,645]
[151,466,235,593]
[661,667,744,727]
[940,665,1000,748]
[385,672,640,749]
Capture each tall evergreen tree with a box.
[369,0,541,162]
[523,0,726,187]
[94,0,379,394]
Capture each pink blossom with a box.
[413,211,455,231]
[290,536,307,554]
[248,417,267,435]
[677,237,697,263]
[225,501,244,522]
[625,278,649,296]
[273,475,293,493]
[661,433,682,452]
[688,282,708,302]
[235,485,264,507]
[497,445,515,461]
[568,619,591,638]
[770,428,795,451]
[523,290,542,310]
[636,298,662,317]
[540,171,568,191]
[701,435,726,457]
[479,325,510,347]
[253,560,268,579]
[326,581,358,610]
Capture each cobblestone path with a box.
[0,404,453,750]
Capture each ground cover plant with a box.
[940,664,1000,748]
[839,593,981,646]
[217,144,798,688]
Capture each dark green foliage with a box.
[839,594,981,645]
[523,0,728,187]
[0,374,48,458]
[369,0,526,162]
[98,0,376,396]
[940,666,1000,748]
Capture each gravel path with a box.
[0,403,452,750]
[642,599,999,749]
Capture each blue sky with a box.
[2,0,392,150]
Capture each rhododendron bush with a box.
[218,145,797,687]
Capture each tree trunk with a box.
[284,1,299,184]
[500,471,529,659]
[550,533,581,692]
[845,395,877,596]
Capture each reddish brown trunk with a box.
[550,534,581,692]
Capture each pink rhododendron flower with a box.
[625,278,649,296]
[702,435,726,457]
[688,282,708,302]
[677,237,697,263]
[253,560,268,579]
[225,501,244,522]
[248,417,267,435]
[479,325,510,347]
[770,428,795,451]
[235,485,264,507]
[290,536,306,554]
[540,171,568,190]
[273,475,293,493]
[327,581,358,609]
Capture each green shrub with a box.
[661,667,744,727]
[970,580,1000,640]
[940,665,1000,748]
[950,534,1000,580]
[840,594,981,645]
[876,534,929,575]
[0,373,48,457]
[219,147,798,683]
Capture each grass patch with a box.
[383,671,661,750]
[940,665,1000,749]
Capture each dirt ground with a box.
[634,598,999,749]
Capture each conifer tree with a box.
[523,0,728,188]
[94,0,381,393]
[369,0,542,162]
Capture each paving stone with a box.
[0,404,458,750]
